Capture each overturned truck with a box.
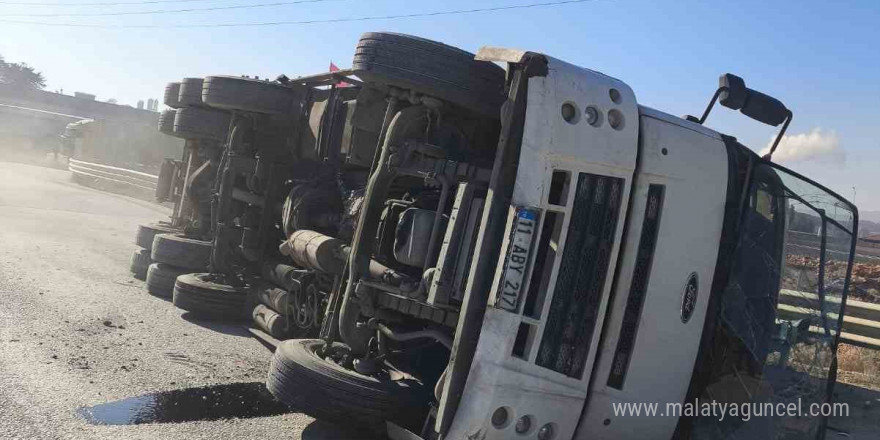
[139,32,857,440]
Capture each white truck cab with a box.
[436,48,855,440]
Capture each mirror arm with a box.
[761,110,793,161]
[696,86,728,125]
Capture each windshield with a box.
[693,161,857,439]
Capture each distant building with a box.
[0,83,183,172]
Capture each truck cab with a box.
[438,49,855,440]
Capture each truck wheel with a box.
[174,107,231,143]
[158,109,176,136]
[178,77,204,107]
[164,82,182,109]
[135,222,179,249]
[352,32,506,118]
[172,273,248,320]
[151,233,211,271]
[129,248,151,280]
[145,263,188,299]
[202,76,303,115]
[281,184,344,237]
[266,339,429,433]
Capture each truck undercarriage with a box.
[136,32,857,440]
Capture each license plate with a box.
[496,207,539,312]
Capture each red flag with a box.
[329,61,351,87]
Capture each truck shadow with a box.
[180,312,251,337]
[77,382,287,425]
[77,381,387,438]
[301,419,383,440]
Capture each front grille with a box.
[536,173,624,378]
[608,184,665,389]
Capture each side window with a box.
[753,185,775,221]
[723,173,787,360]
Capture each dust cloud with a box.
[760,128,844,164]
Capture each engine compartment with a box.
[277,75,501,354]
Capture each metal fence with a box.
[778,290,880,350]
[68,158,158,194]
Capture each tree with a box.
[0,55,47,89]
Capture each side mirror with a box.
[718,74,790,127]
[689,74,793,160]
[718,74,748,112]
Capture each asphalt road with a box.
[2,160,877,440]
[0,161,357,440]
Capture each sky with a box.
[1,0,878,211]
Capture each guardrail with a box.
[787,230,880,262]
[68,158,158,194]
[778,289,880,350]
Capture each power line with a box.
[0,0,226,6]
[0,0,594,28]
[0,0,341,16]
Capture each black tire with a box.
[173,273,248,319]
[178,77,205,107]
[129,248,151,280]
[158,109,176,136]
[351,32,506,118]
[281,184,344,237]
[202,76,303,115]
[266,339,429,433]
[164,82,182,109]
[145,263,188,299]
[150,233,211,271]
[135,222,179,249]
[173,107,230,143]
